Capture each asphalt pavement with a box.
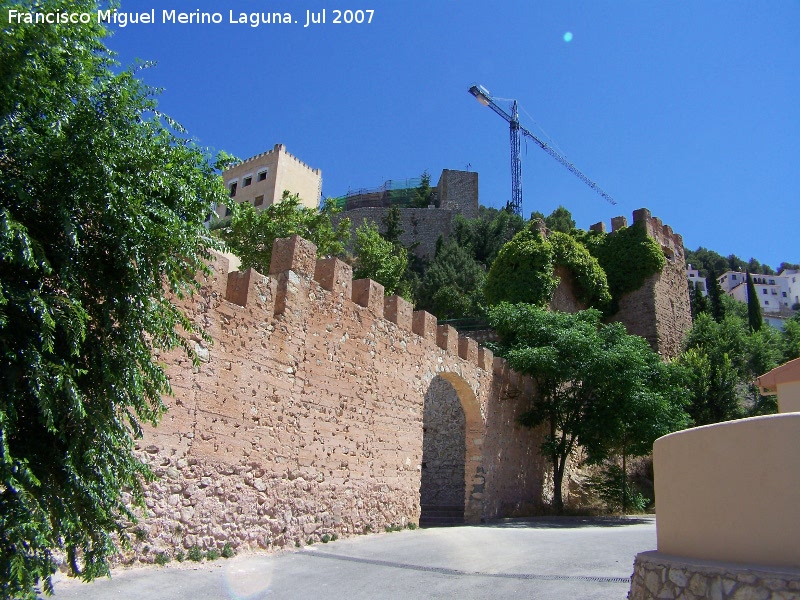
[42,516,655,600]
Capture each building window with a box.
[254,195,264,207]
[731,275,737,280]
[769,279,775,285]
[257,170,268,182]
[762,289,768,295]
[783,292,788,297]
[243,176,252,187]
[764,300,769,305]
[229,182,237,197]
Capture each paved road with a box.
[44,517,654,600]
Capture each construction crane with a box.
[468,84,617,216]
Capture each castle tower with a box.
[217,143,322,217]
[600,209,692,359]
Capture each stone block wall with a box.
[437,169,479,220]
[629,551,800,600]
[131,235,551,560]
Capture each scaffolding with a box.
[331,177,436,211]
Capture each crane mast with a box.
[468,84,617,216]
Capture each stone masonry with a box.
[130,235,553,561]
[593,209,692,360]
[628,551,800,600]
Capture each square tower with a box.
[217,143,322,217]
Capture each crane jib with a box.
[468,83,617,210]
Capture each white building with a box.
[715,269,799,327]
[686,264,708,296]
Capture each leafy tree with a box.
[778,262,800,274]
[746,271,763,332]
[679,311,784,423]
[529,206,576,234]
[1,4,228,596]
[353,221,408,297]
[488,304,688,513]
[544,205,576,233]
[416,242,486,319]
[219,192,350,274]
[783,313,800,362]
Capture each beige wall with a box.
[217,143,321,217]
[654,413,800,568]
[778,380,800,413]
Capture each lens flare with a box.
[563,32,573,42]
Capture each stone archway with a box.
[419,374,484,525]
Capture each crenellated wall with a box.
[130,235,552,560]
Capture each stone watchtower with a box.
[591,208,692,360]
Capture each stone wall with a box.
[628,551,800,600]
[130,235,551,561]
[596,209,692,360]
[437,169,478,220]
[335,206,456,259]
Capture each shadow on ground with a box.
[483,515,655,529]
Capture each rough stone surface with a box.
[608,210,692,360]
[129,239,555,561]
[628,551,800,600]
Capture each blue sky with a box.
[106,1,799,270]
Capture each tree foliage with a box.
[576,223,666,310]
[484,225,610,310]
[1,4,228,596]
[219,192,350,274]
[416,242,486,319]
[352,221,408,297]
[488,304,689,513]
[411,170,434,208]
[678,311,786,424]
[548,232,611,309]
[484,227,557,307]
[452,206,524,269]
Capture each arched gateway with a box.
[420,373,484,525]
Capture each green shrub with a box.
[205,548,220,561]
[321,534,330,543]
[221,543,235,558]
[406,522,417,530]
[175,551,185,563]
[154,553,170,566]
[187,546,204,562]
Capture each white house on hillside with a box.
[715,268,799,328]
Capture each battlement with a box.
[217,234,500,374]
[590,208,685,263]
[234,143,321,175]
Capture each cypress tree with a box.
[706,269,726,323]
[746,271,763,332]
